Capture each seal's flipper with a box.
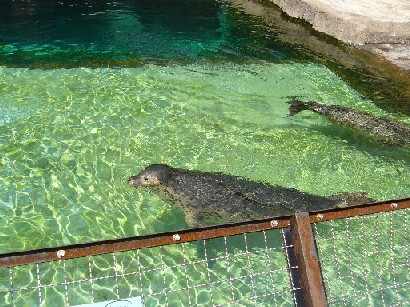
[328,192,374,208]
[184,211,205,228]
[287,99,313,116]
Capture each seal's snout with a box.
[128,176,139,187]
[128,164,170,189]
[128,172,159,187]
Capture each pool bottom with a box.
[0,62,409,253]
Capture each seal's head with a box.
[128,164,173,188]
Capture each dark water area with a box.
[0,0,293,65]
[1,0,409,115]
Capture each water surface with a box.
[0,0,409,254]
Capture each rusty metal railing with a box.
[0,197,409,306]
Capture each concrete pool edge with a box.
[269,0,410,71]
[226,0,410,114]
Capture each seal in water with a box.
[288,99,410,146]
[128,164,372,227]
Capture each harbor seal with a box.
[128,164,372,227]
[288,99,410,146]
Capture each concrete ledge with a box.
[269,0,410,70]
[270,0,410,44]
[361,43,410,71]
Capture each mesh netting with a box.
[313,208,409,306]
[0,228,298,306]
[1,206,409,306]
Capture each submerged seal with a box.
[128,164,372,227]
[288,99,410,146]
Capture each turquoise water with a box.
[0,0,294,67]
[1,63,409,254]
[1,0,409,255]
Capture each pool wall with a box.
[268,0,410,70]
[226,0,410,114]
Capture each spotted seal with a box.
[128,164,372,227]
[288,99,410,146]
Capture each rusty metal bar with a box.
[290,212,328,307]
[0,197,408,269]
[310,197,410,223]
[0,216,290,268]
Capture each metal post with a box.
[290,212,328,307]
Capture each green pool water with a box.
[1,1,409,305]
[1,62,409,253]
[0,0,409,254]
